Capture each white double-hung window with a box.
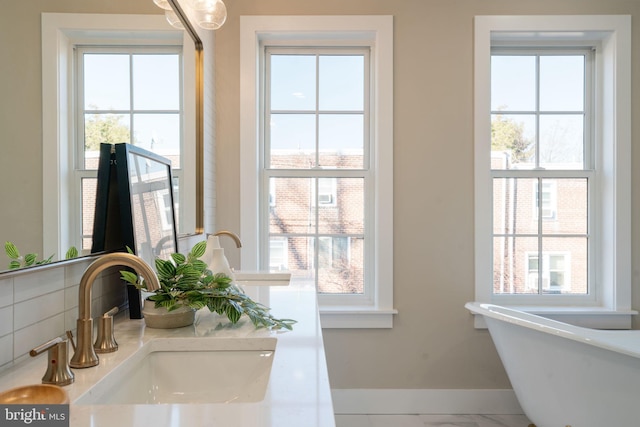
[474,15,633,328]
[490,47,592,297]
[240,16,394,328]
[264,47,369,297]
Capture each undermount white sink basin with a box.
[233,271,291,286]
[75,337,277,405]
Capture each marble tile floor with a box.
[335,414,533,427]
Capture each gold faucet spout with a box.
[70,252,160,369]
[212,230,242,248]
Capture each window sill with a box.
[319,307,398,329]
[471,305,637,330]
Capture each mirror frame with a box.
[168,0,204,234]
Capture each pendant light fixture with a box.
[154,0,227,30]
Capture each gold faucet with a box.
[212,230,242,248]
[69,252,160,369]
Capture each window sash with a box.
[261,46,374,304]
[264,46,371,171]
[73,45,185,250]
[489,46,595,302]
[490,46,594,171]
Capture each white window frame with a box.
[474,15,634,328]
[240,15,395,328]
[41,13,196,257]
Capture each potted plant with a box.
[120,241,296,330]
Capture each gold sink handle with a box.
[30,337,74,386]
[94,306,119,354]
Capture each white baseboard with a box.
[331,389,524,415]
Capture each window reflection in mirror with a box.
[78,47,184,252]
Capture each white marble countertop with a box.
[0,281,335,427]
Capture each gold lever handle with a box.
[94,307,119,354]
[30,337,63,357]
[103,306,119,318]
[30,337,74,386]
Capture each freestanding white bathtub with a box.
[466,302,640,427]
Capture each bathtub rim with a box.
[465,301,640,360]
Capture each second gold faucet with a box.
[69,252,160,369]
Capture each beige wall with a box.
[2,0,640,391]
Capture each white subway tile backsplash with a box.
[64,308,77,333]
[14,290,65,330]
[0,334,13,367]
[64,258,91,285]
[65,283,79,310]
[14,268,65,303]
[101,289,128,315]
[0,306,13,337]
[92,274,104,298]
[14,313,65,359]
[0,257,127,367]
[0,278,13,307]
[91,297,102,323]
